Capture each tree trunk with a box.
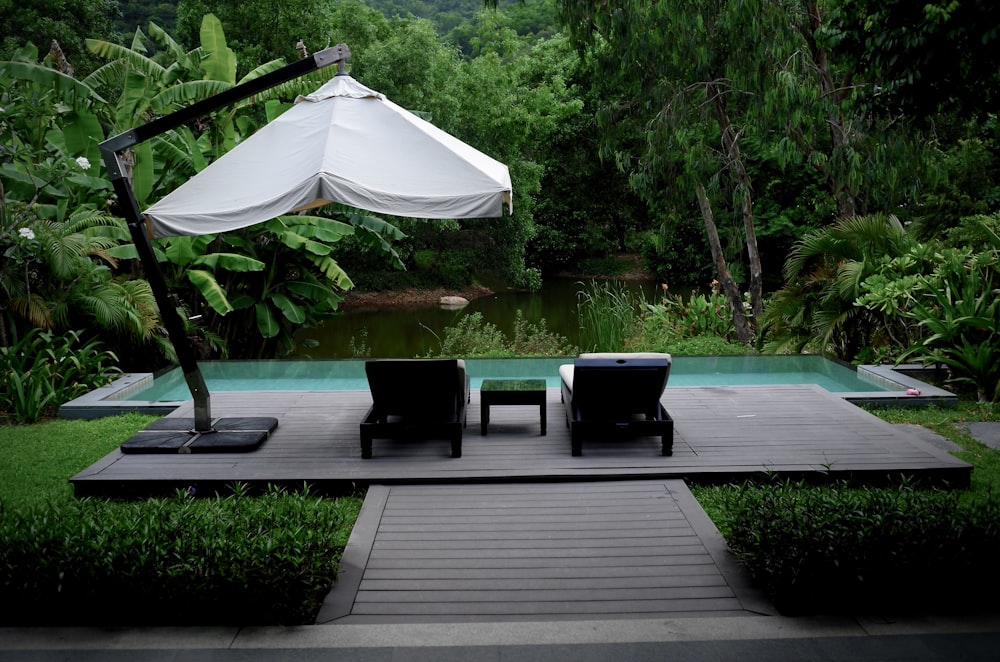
[708,82,763,326]
[802,1,857,219]
[695,183,751,343]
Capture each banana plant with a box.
[153,210,406,359]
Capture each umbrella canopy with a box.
[143,74,512,238]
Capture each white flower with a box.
[75,156,91,170]
[18,228,36,241]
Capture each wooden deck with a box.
[316,480,775,623]
[69,384,973,624]
[71,384,972,497]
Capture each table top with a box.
[480,378,547,392]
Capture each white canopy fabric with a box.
[143,75,513,238]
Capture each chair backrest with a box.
[365,359,464,420]
[571,357,670,416]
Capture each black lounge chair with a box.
[360,358,468,459]
[559,353,673,457]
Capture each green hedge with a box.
[0,488,362,626]
[708,480,1000,615]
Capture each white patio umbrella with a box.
[143,73,512,238]
[103,46,514,435]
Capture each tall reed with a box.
[576,280,643,352]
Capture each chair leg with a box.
[451,434,462,459]
[661,437,672,456]
[361,431,373,459]
[661,420,674,456]
[571,427,582,457]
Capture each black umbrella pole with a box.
[102,149,214,433]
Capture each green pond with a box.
[293,278,666,359]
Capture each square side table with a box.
[480,379,546,436]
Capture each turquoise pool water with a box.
[121,355,898,402]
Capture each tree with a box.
[115,1,178,35]
[1,15,404,362]
[176,0,340,74]
[331,11,583,291]
[827,0,1000,121]
[552,0,804,342]
[519,0,945,343]
[0,0,122,76]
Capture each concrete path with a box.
[2,616,1000,660]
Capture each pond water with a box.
[293,278,667,359]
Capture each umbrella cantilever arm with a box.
[99,45,351,433]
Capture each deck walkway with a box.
[316,479,775,623]
[71,384,971,497]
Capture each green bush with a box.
[633,335,753,356]
[859,239,1000,401]
[435,310,578,358]
[0,328,122,423]
[629,285,753,355]
[708,480,1000,615]
[640,288,736,342]
[0,486,363,626]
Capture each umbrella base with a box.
[120,417,278,454]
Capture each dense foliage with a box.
[0,328,121,423]
[2,0,999,387]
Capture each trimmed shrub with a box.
[0,487,362,626]
[710,480,1000,615]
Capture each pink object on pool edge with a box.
[907,388,921,396]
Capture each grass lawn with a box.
[865,400,1000,497]
[0,413,159,509]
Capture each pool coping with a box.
[848,364,956,408]
[60,372,189,419]
[59,362,956,420]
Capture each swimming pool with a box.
[119,355,891,400]
[59,355,954,419]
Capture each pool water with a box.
[122,355,897,402]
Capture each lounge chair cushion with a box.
[561,352,671,393]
